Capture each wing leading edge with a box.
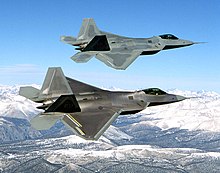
[27,67,122,140]
[96,50,142,70]
[31,95,121,140]
[29,76,121,140]
[71,49,142,70]
[62,109,122,140]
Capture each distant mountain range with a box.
[0,85,220,172]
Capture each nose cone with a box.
[180,39,194,46]
[164,39,195,50]
[162,38,197,50]
[176,95,187,102]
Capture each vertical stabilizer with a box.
[77,18,101,41]
[39,67,73,98]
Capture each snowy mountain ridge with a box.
[140,89,220,132]
[0,85,40,120]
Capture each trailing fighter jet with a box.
[61,18,199,70]
[19,67,186,140]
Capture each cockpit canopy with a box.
[159,34,179,40]
[142,88,167,95]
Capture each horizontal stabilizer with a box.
[30,113,63,130]
[71,52,95,63]
[82,35,110,51]
[19,67,73,103]
[60,36,77,45]
[19,86,40,102]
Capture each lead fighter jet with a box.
[19,67,186,140]
[61,18,199,70]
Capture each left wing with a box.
[62,108,122,140]
[96,50,142,70]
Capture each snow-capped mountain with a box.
[1,134,220,172]
[0,85,40,120]
[1,85,220,172]
[140,89,220,132]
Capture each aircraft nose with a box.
[181,39,194,46]
[182,40,206,46]
[176,95,186,102]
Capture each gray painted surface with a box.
[61,18,198,69]
[19,67,186,140]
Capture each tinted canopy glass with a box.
[142,88,167,95]
[159,34,179,40]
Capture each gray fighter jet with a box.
[61,18,198,70]
[19,67,186,140]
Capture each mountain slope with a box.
[0,85,40,119]
[1,135,220,173]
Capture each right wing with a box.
[96,50,142,70]
[60,36,77,45]
[62,108,122,140]
[31,94,122,140]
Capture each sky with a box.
[0,0,220,92]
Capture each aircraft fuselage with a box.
[74,89,185,116]
[61,18,199,70]
[76,34,194,56]
[19,67,186,140]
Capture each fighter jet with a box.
[19,67,186,140]
[61,18,198,70]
